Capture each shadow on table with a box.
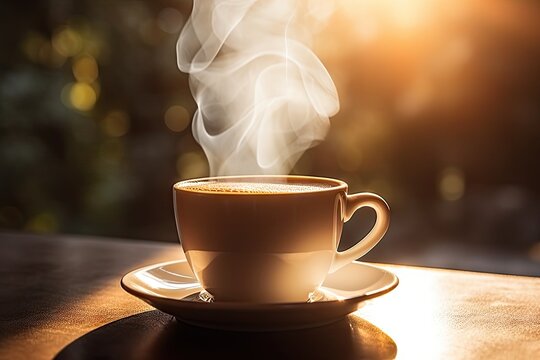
[54,310,397,359]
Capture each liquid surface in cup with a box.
[178,181,331,194]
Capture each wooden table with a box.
[0,233,538,359]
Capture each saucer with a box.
[121,259,398,331]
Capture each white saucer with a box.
[121,260,398,331]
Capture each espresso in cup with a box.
[174,175,390,303]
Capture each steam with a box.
[177,0,339,175]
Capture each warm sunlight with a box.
[355,266,451,358]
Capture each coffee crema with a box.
[178,181,331,194]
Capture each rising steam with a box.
[177,0,339,175]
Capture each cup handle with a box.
[329,192,390,273]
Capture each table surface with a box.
[0,233,539,360]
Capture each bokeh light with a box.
[22,32,65,67]
[101,110,130,137]
[157,8,184,34]
[439,167,465,201]
[164,105,190,132]
[72,55,99,83]
[52,27,82,57]
[68,82,97,111]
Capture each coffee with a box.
[177,181,331,194]
[174,175,390,303]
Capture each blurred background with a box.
[1,0,539,275]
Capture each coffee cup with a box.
[173,175,390,303]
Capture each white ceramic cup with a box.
[174,175,390,303]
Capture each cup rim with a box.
[173,175,347,195]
